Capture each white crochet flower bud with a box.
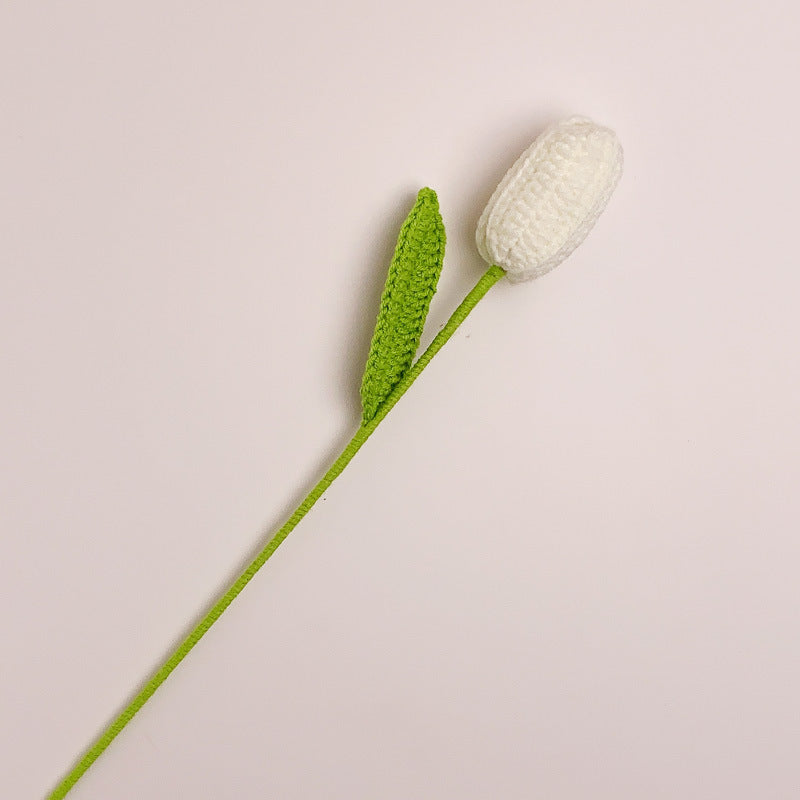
[476,116,623,283]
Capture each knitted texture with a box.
[47,114,625,798]
[361,188,445,422]
[476,116,623,282]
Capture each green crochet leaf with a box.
[360,187,446,423]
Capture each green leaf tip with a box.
[360,187,446,423]
[416,186,438,208]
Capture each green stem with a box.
[48,264,505,800]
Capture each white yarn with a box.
[476,116,623,283]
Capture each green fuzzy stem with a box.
[47,264,505,800]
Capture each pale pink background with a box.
[2,2,799,798]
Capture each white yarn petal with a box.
[476,116,623,283]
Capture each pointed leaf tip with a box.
[417,187,438,207]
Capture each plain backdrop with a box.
[2,2,799,798]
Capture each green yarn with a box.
[360,188,445,422]
[47,264,505,800]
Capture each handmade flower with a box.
[476,116,623,282]
[49,116,624,799]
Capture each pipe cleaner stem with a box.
[48,264,505,800]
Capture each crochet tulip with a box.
[476,116,623,282]
[48,117,623,799]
